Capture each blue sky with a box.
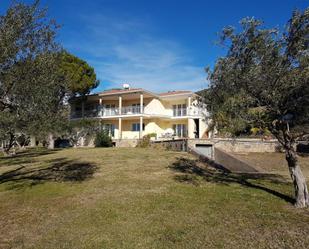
[1,0,308,93]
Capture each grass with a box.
[0,147,309,249]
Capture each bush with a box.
[250,127,272,137]
[94,130,113,147]
[147,133,157,138]
[136,134,151,148]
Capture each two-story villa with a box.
[70,85,211,146]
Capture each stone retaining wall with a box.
[152,139,187,151]
[114,139,139,147]
[188,138,280,153]
[213,138,280,153]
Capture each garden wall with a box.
[188,138,280,153]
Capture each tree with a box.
[65,119,101,147]
[0,1,67,154]
[205,8,309,207]
[58,51,99,96]
[94,130,113,147]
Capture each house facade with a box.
[70,86,211,145]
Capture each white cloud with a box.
[63,13,207,93]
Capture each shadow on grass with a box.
[169,157,295,205]
[0,148,59,167]
[0,157,98,189]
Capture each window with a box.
[105,104,115,109]
[173,124,187,137]
[132,123,145,131]
[103,124,115,137]
[173,104,187,116]
[182,104,187,115]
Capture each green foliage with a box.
[66,119,101,147]
[94,130,113,147]
[136,134,152,148]
[58,52,99,96]
[147,133,157,138]
[0,1,67,152]
[205,8,309,207]
[250,127,271,137]
[205,8,309,143]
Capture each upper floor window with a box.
[173,104,187,116]
[105,104,116,109]
[173,124,187,137]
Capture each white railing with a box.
[173,107,209,117]
[101,107,119,116]
[71,105,209,118]
[121,106,141,115]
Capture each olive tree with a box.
[0,1,67,153]
[205,8,309,207]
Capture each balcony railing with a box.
[71,106,143,118]
[173,107,208,117]
[121,106,141,115]
[100,106,141,116]
[71,106,208,119]
[101,107,119,116]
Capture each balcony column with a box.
[118,118,122,139]
[81,101,85,118]
[139,116,143,139]
[99,98,102,117]
[140,94,143,113]
[119,96,122,115]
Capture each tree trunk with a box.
[285,147,309,208]
[3,132,15,156]
[30,136,36,147]
[48,133,54,149]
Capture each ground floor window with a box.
[102,124,115,137]
[173,124,187,137]
[132,123,145,131]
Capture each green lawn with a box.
[0,147,309,249]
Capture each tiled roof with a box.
[159,90,193,96]
[85,88,193,98]
[98,88,143,96]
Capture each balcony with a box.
[71,106,143,119]
[121,106,141,115]
[71,105,208,119]
[173,107,208,117]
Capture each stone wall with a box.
[114,139,139,147]
[152,139,187,151]
[213,138,280,153]
[188,138,280,153]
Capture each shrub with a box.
[94,130,113,147]
[136,134,151,148]
[250,127,272,137]
[147,133,157,138]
